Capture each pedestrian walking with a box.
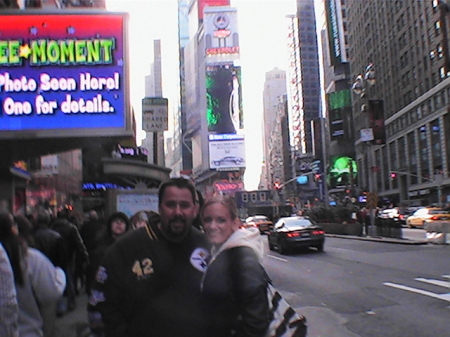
[200,195,270,337]
[129,211,149,229]
[80,210,105,294]
[26,210,66,268]
[0,242,18,337]
[0,210,66,337]
[89,177,210,337]
[51,209,89,315]
[86,211,131,337]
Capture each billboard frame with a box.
[0,10,132,140]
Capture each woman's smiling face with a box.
[201,202,239,246]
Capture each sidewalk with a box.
[325,227,441,245]
[326,233,429,245]
[54,293,90,337]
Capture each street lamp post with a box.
[352,64,377,236]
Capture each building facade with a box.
[284,0,323,205]
[345,0,450,206]
[142,40,166,166]
[179,0,247,197]
[262,68,288,190]
[320,0,357,202]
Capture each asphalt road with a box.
[262,233,450,337]
[54,228,449,337]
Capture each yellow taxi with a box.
[243,215,274,233]
[406,208,450,228]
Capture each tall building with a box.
[262,68,287,190]
[177,0,231,177]
[285,0,322,204]
[179,0,247,198]
[142,40,165,166]
[320,0,356,200]
[176,0,192,173]
[345,0,450,206]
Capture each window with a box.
[259,192,266,201]
[435,21,441,36]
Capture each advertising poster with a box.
[327,156,358,189]
[206,64,242,133]
[203,7,239,62]
[116,193,158,218]
[209,133,245,169]
[0,13,128,134]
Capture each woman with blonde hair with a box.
[200,195,270,337]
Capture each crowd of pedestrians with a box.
[0,177,305,337]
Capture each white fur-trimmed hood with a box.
[209,227,264,265]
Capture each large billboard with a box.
[204,7,239,63]
[209,133,245,170]
[206,63,243,134]
[324,0,347,66]
[0,12,129,138]
[327,89,351,139]
[198,0,230,20]
[327,155,358,189]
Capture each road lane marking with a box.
[383,282,450,303]
[415,277,450,288]
[267,254,288,262]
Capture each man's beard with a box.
[160,216,191,242]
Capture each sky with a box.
[105,0,300,190]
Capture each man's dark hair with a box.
[36,210,51,226]
[158,178,196,205]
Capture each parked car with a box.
[377,207,414,226]
[211,156,245,166]
[267,216,325,254]
[406,208,450,228]
[377,208,400,220]
[243,215,273,233]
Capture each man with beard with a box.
[89,178,210,337]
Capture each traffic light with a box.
[390,172,397,180]
[313,173,322,182]
[274,182,281,190]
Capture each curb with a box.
[325,234,429,245]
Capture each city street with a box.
[55,229,450,337]
[263,231,450,337]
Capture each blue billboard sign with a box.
[0,12,129,134]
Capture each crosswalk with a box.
[384,275,450,303]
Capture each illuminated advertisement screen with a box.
[0,12,128,133]
[327,156,358,188]
[206,64,242,134]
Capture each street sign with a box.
[142,97,169,132]
[360,128,374,142]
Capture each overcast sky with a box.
[106,0,299,190]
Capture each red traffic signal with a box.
[274,182,281,190]
[390,172,397,180]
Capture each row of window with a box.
[386,85,450,138]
